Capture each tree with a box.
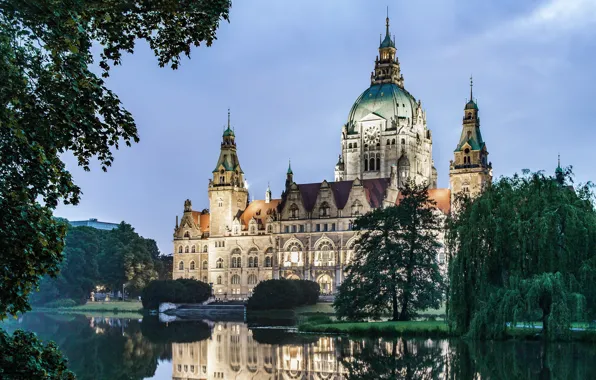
[334,180,444,321]
[447,169,596,339]
[0,0,231,318]
[0,329,75,379]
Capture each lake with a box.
[2,312,596,379]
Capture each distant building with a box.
[69,218,119,231]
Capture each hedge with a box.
[247,279,320,310]
[141,279,210,310]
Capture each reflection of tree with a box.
[250,328,318,345]
[140,316,211,344]
[338,337,446,380]
[446,340,596,380]
[5,313,182,380]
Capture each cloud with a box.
[485,0,596,41]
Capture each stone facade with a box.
[172,17,490,299]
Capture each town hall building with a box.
[171,16,492,298]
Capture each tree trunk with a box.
[392,286,399,321]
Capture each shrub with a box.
[247,279,320,310]
[141,279,210,310]
[44,299,77,308]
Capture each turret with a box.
[265,183,272,203]
[334,155,344,181]
[208,110,249,236]
[371,11,403,87]
[285,159,293,189]
[449,77,492,206]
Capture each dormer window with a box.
[319,202,330,217]
[290,204,299,219]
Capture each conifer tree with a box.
[334,180,444,321]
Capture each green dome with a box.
[223,127,234,137]
[347,83,417,132]
[465,99,478,110]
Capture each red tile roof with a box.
[240,199,281,228]
[191,211,210,232]
[394,188,451,214]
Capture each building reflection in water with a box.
[172,322,348,379]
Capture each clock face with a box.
[363,126,379,145]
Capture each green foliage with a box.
[31,223,163,306]
[141,279,211,310]
[334,180,445,321]
[44,299,78,309]
[0,0,230,318]
[0,329,75,379]
[447,169,596,339]
[247,279,320,310]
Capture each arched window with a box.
[248,274,257,285]
[392,138,396,145]
[364,154,369,171]
[184,231,190,238]
[231,257,237,268]
[216,258,224,269]
[248,257,254,268]
[189,261,195,270]
[191,245,196,253]
[348,143,352,149]
[203,245,208,253]
[401,138,405,145]
[178,261,184,270]
[217,275,222,285]
[267,224,272,233]
[254,257,258,267]
[178,246,182,253]
[376,154,380,171]
[369,157,375,171]
[387,139,390,145]
[353,142,357,148]
[184,246,189,253]
[265,256,272,267]
[202,260,208,270]
[231,275,241,285]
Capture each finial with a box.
[227,108,231,129]
[385,7,390,37]
[470,75,473,102]
[558,153,561,168]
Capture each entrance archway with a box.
[317,274,333,294]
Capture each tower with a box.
[449,77,492,206]
[339,13,433,185]
[208,110,249,236]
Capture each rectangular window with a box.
[323,224,328,232]
[284,226,289,233]
[299,225,304,233]
[291,225,297,233]
[331,223,336,231]
[316,224,320,232]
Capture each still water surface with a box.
[2,313,596,379]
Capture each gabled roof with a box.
[287,178,390,212]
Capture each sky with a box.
[55,0,596,253]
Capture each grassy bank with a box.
[33,301,143,316]
[299,319,451,337]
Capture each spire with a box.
[265,182,272,203]
[470,75,473,102]
[465,76,478,110]
[227,108,231,129]
[287,159,293,175]
[558,153,561,168]
[385,6,390,37]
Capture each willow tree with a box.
[447,168,596,339]
[334,180,444,321]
